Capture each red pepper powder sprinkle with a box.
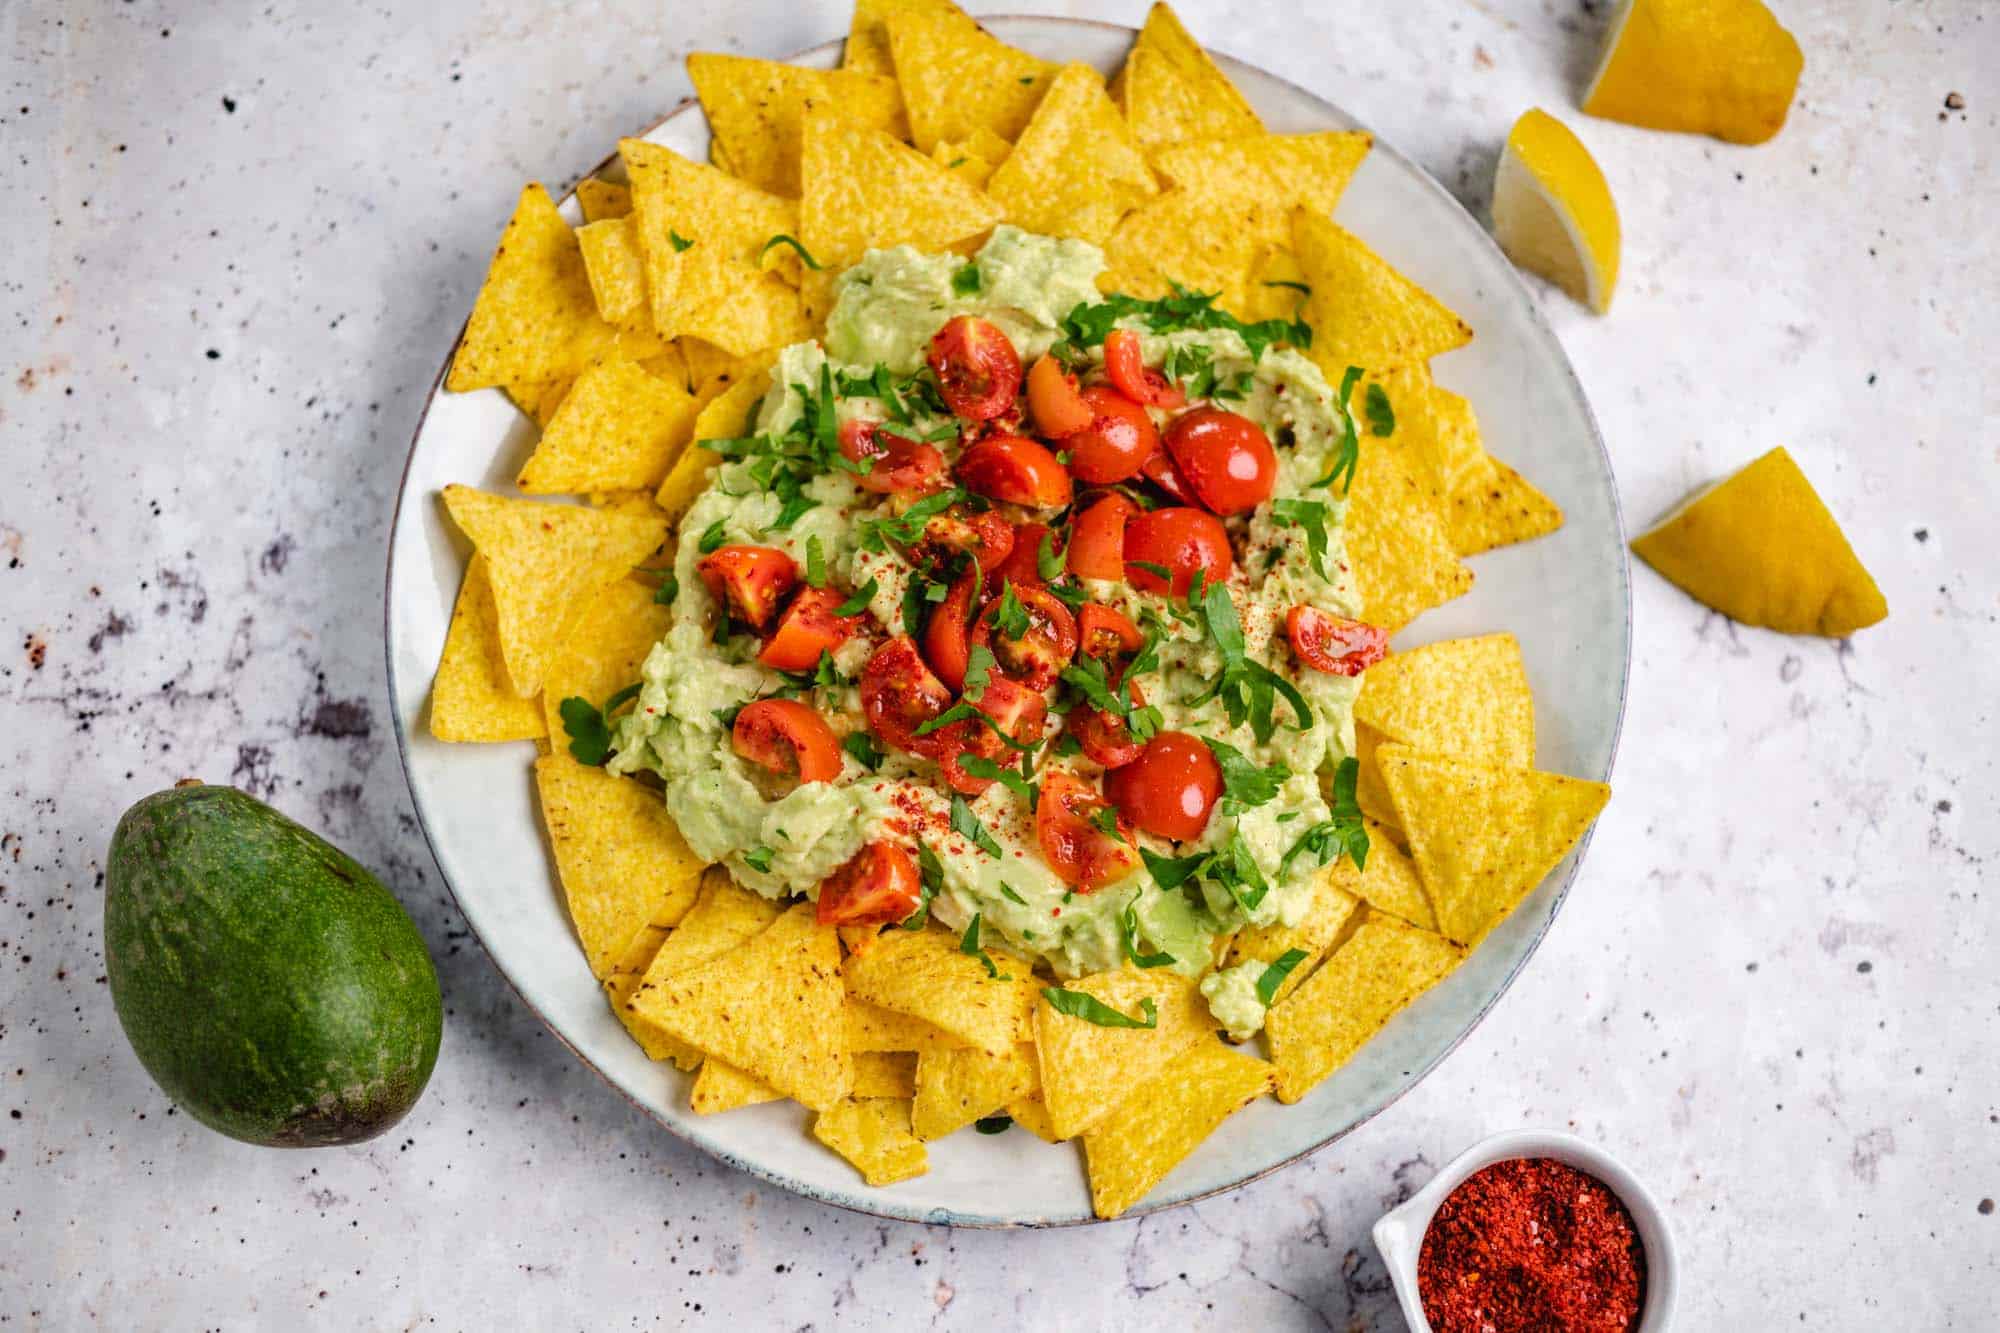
[1416,1157,1645,1333]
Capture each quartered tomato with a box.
[1123,507,1233,597]
[757,587,860,672]
[973,583,1078,690]
[994,520,1057,588]
[1140,446,1193,503]
[1062,385,1158,485]
[1036,772,1142,891]
[1077,603,1143,661]
[927,315,1022,421]
[860,636,952,756]
[731,698,842,784]
[1026,354,1093,438]
[922,572,979,692]
[1104,329,1186,409]
[956,434,1074,509]
[1163,407,1277,515]
[697,544,799,633]
[971,674,1048,748]
[904,501,1015,578]
[938,675,1047,796]
[1067,492,1136,582]
[816,841,922,928]
[934,717,1007,796]
[839,419,947,494]
[1285,606,1389,676]
[1069,678,1147,770]
[1104,731,1221,841]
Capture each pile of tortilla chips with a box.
[427,0,1607,1220]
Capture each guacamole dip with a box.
[607,226,1373,1033]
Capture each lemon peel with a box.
[1492,109,1620,314]
[1583,0,1803,146]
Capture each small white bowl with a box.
[1372,1130,1679,1332]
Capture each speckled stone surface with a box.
[4,1,1994,1327]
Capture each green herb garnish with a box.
[951,262,982,296]
[1040,988,1158,1029]
[1364,382,1395,437]
[1118,900,1176,969]
[759,233,822,269]
[950,794,1005,859]
[1255,947,1310,1005]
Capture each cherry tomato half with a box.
[698,544,799,633]
[758,586,860,672]
[839,419,947,495]
[1140,446,1193,504]
[1063,385,1159,485]
[934,718,1007,796]
[922,572,979,692]
[1123,507,1234,597]
[927,316,1022,422]
[1104,731,1222,842]
[904,501,1015,579]
[973,583,1079,691]
[732,698,842,784]
[1026,354,1093,438]
[971,673,1048,747]
[993,520,1058,588]
[860,636,952,756]
[1163,407,1278,515]
[1285,606,1389,676]
[1104,329,1186,409]
[816,841,922,928]
[1036,773,1142,891]
[1077,603,1144,661]
[957,434,1074,509]
[1067,493,1136,582]
[1069,678,1147,769]
[938,676,1048,796]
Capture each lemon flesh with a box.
[1583,0,1803,145]
[1492,109,1620,314]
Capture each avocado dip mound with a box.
[606,226,1384,1035]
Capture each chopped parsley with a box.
[651,571,679,606]
[1035,529,1064,580]
[1255,947,1311,1005]
[759,233,822,269]
[1270,497,1334,581]
[959,912,1008,979]
[950,794,1005,859]
[1041,987,1158,1029]
[1201,736,1292,814]
[1059,285,1310,363]
[999,881,1028,906]
[696,518,729,553]
[557,681,642,766]
[1189,583,1313,744]
[1140,829,1271,912]
[742,845,776,873]
[1364,382,1395,437]
[961,643,996,699]
[956,754,1039,805]
[1276,757,1370,875]
[833,578,878,617]
[859,486,964,552]
[841,730,885,772]
[1313,365,1365,494]
[668,229,694,253]
[804,535,827,588]
[991,583,1030,639]
[1118,900,1176,969]
[951,261,982,296]
[900,841,945,930]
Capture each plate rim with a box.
[382,13,1631,1229]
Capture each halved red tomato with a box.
[927,315,1022,421]
[1077,604,1143,661]
[1162,407,1277,515]
[1123,507,1233,597]
[1104,329,1186,409]
[994,520,1057,588]
[1104,731,1221,841]
[1067,493,1136,582]
[1070,678,1147,769]
[860,636,953,756]
[731,698,842,784]
[1026,354,1093,438]
[816,841,923,928]
[839,419,947,494]
[1140,446,1193,503]
[957,434,1074,509]
[933,718,1007,796]
[1062,385,1158,485]
[1036,773,1142,891]
[972,584,1078,690]
[922,572,979,692]
[971,674,1048,747]
[698,545,799,632]
[1285,606,1389,676]
[904,501,1015,578]
[758,587,860,672]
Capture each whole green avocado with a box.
[105,782,443,1147]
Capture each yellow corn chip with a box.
[910,1043,1039,1141]
[576,217,652,335]
[842,0,959,77]
[1356,633,1535,774]
[1116,4,1264,160]
[503,374,576,428]
[517,358,701,495]
[537,576,672,742]
[1154,130,1370,219]
[690,1058,781,1114]
[1352,721,1398,829]
[1294,209,1473,374]
[604,916,685,1062]
[799,105,1004,269]
[690,53,908,196]
[1367,364,1495,510]
[623,868,782,1070]
[681,338,765,403]
[534,752,705,980]
[640,342,693,393]
[1342,433,1473,633]
[886,5,1056,153]
[1102,173,1276,316]
[842,926,1037,1057]
[812,1097,928,1186]
[1223,874,1362,1006]
[1004,1094,1063,1143]
[1377,745,1611,945]
[931,129,1011,189]
[576,177,632,222]
[440,486,668,697]
[654,356,775,519]
[685,271,812,361]
[853,1050,919,1099]
[1236,243,1312,323]
[1267,915,1463,1103]
[845,997,966,1056]
[986,63,1156,246]
[447,184,623,391]
[429,554,546,743]
[1083,1037,1272,1219]
[1451,457,1565,556]
[1034,967,1211,1141]
[1328,819,1435,932]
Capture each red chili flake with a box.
[1416,1157,1645,1333]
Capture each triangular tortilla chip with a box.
[842,926,1037,1057]
[1116,3,1264,159]
[654,354,776,519]
[603,916,684,1062]
[1352,721,1398,829]
[1451,457,1564,556]
[1342,435,1473,633]
[1632,446,1885,636]
[534,753,705,980]
[1082,1037,1272,1219]
[575,177,631,223]
[845,997,966,1056]
[1222,873,1362,1007]
[1356,633,1535,769]
[621,869,785,1067]
[1102,171,1277,315]
[1376,745,1611,945]
[910,1043,1038,1141]
[1004,1093,1063,1143]
[517,358,701,495]
[842,0,960,77]
[538,575,672,741]
[931,129,1012,190]
[576,217,653,335]
[853,1050,919,1098]
[429,554,547,743]
[1034,967,1211,1141]
[1363,363,1496,509]
[986,62,1156,246]
[689,1058,780,1114]
[690,53,908,196]
[886,5,1056,153]
[447,184,622,391]
[440,486,668,697]
[1294,208,1473,374]
[800,105,1004,269]
[1267,915,1463,1103]
[1153,130,1370,219]
[1328,819,1435,932]
[502,374,575,428]
[812,1097,928,1186]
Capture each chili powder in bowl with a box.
[1372,1130,1680,1332]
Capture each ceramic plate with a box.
[385,16,1629,1227]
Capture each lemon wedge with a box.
[1583,0,1803,145]
[1492,109,1620,314]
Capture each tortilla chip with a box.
[1356,634,1535,775]
[853,1050,919,1099]
[886,5,1056,153]
[799,105,1004,270]
[931,129,1011,189]
[844,997,966,1056]
[1294,208,1473,374]
[503,374,576,428]
[576,217,653,335]
[623,867,784,1069]
[633,903,852,1111]
[1451,457,1565,556]
[604,917,685,1062]
[517,358,701,495]
[681,338,766,404]
[1234,244,1313,324]
[842,926,1037,1057]
[1267,915,1464,1103]
[576,177,632,223]
[1102,172,1275,315]
[1342,434,1473,633]
[538,575,672,741]
[986,63,1156,246]
[440,486,668,697]
[1083,1037,1272,1219]
[1365,364,1495,509]
[429,554,546,743]
[1004,1094,1063,1143]
[812,1097,928,1186]
[1327,819,1434,932]
[690,53,908,196]
[910,1042,1039,1141]
[1352,721,1398,829]
[842,0,959,77]
[639,342,693,394]
[690,1058,781,1114]
[534,752,706,980]
[1117,4,1264,160]
[654,356,776,519]
[1223,874,1362,1006]
[1154,130,1370,220]
[1034,967,1211,1141]
[447,184,623,391]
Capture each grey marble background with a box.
[4,1,1994,1327]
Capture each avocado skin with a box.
[105,784,443,1147]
